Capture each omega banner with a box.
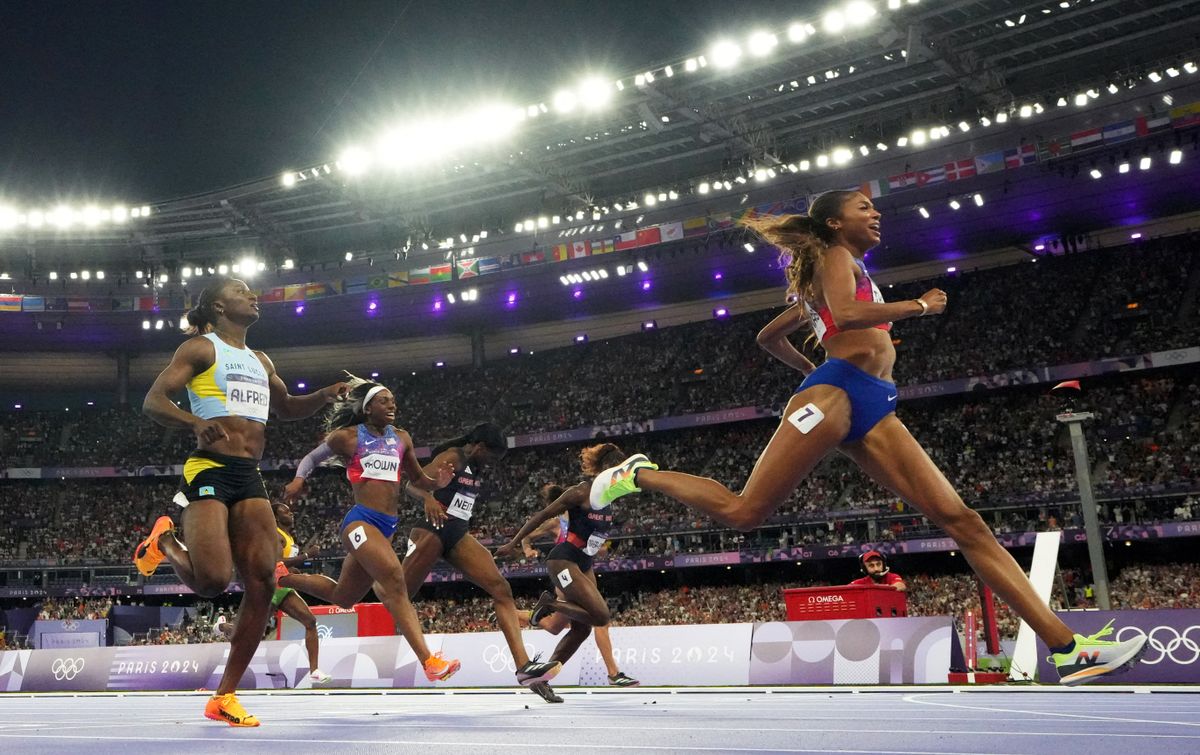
[1035,609,1200,684]
[0,619,960,692]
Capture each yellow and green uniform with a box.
[271,527,299,608]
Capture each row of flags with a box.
[4,101,1198,316]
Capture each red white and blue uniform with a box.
[339,424,404,539]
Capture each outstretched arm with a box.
[257,351,349,421]
[282,429,355,501]
[521,516,563,557]
[399,430,454,491]
[496,484,586,558]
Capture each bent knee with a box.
[938,506,988,541]
[591,608,612,627]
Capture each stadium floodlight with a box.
[644,193,657,206]
[1148,71,1162,83]
[1118,162,1130,173]
[747,31,777,56]
[159,273,169,283]
[1167,67,1180,78]
[949,199,961,210]
[995,111,1008,123]
[27,210,44,228]
[787,23,809,43]
[1019,104,1032,118]
[823,10,847,33]
[142,320,150,330]
[816,154,830,168]
[684,58,698,72]
[657,192,667,202]
[578,76,612,109]
[979,116,991,127]
[339,146,371,176]
[958,121,971,132]
[155,319,164,330]
[711,40,742,69]
[667,190,678,200]
[917,206,929,220]
[1090,168,1102,179]
[1107,83,1119,94]
[637,261,648,272]
[70,272,78,279]
[181,267,192,279]
[48,271,58,280]
[1170,149,1183,164]
[910,129,926,146]
[698,181,710,194]
[111,205,128,223]
[80,270,91,280]
[1185,62,1198,74]
[754,168,769,182]
[218,264,229,275]
[888,0,901,8]
[553,89,578,113]
[537,216,549,229]
[832,147,852,165]
[743,243,755,253]
[281,172,296,188]
[240,258,258,277]
[845,1,878,26]
[973,193,984,207]
[1139,156,1151,170]
[1073,93,1088,106]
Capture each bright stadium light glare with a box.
[832,147,852,165]
[142,320,150,330]
[973,193,984,207]
[816,154,830,168]
[578,76,612,109]
[218,264,229,275]
[918,206,930,219]
[845,1,878,26]
[698,181,710,194]
[1090,168,1103,179]
[911,129,926,146]
[96,270,105,280]
[553,89,578,113]
[80,270,91,280]
[747,31,778,56]
[281,172,296,188]
[27,210,44,228]
[1139,155,1151,170]
[339,146,371,176]
[787,23,809,42]
[711,40,742,69]
[823,10,847,33]
[644,193,657,206]
[111,205,128,223]
[240,258,258,277]
[48,271,58,280]
[1170,149,1183,164]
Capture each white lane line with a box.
[903,693,1200,728]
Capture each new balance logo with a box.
[1076,651,1101,666]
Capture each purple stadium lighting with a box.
[294,303,305,315]
[713,307,729,319]
[433,299,443,312]
[1130,232,1143,239]
[367,300,378,314]
[713,272,723,280]
[572,289,583,299]
[642,320,657,331]
[641,280,652,291]
[947,266,957,273]
[506,291,517,307]
[574,334,588,343]
[370,372,379,378]
[1034,243,1045,251]
[297,382,306,390]
[509,347,520,355]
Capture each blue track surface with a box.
[0,687,1197,754]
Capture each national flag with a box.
[429,263,452,283]
[408,266,432,285]
[388,271,409,287]
[1170,101,1200,129]
[111,297,134,312]
[635,227,662,247]
[368,274,389,290]
[944,159,976,181]
[477,257,502,274]
[551,244,570,262]
[91,297,115,312]
[520,251,545,265]
[860,179,889,198]
[888,172,917,191]
[1102,120,1137,144]
[683,216,709,238]
[614,231,639,251]
[915,166,945,187]
[45,297,68,311]
[283,284,305,301]
[659,221,684,242]
[591,238,615,255]
[456,259,479,279]
[259,287,285,303]
[1003,144,1037,169]
[21,295,44,312]
[974,150,1006,175]
[570,240,591,259]
[308,281,340,298]
[68,298,91,312]
[1069,128,1102,148]
[1036,138,1071,161]
[1135,114,1171,135]
[0,294,21,312]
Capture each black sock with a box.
[1049,639,1077,655]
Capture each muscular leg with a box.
[401,529,444,599]
[215,498,277,696]
[636,388,851,531]
[277,591,321,674]
[159,500,234,597]
[582,572,620,676]
[544,561,610,626]
[280,550,374,607]
[840,415,1074,647]
[549,621,592,666]
[447,534,530,667]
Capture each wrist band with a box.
[915,298,929,316]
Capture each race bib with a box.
[583,533,608,556]
[556,569,573,588]
[224,372,270,421]
[358,453,400,482]
[446,491,476,521]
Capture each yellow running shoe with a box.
[423,651,462,681]
[203,692,260,727]
[133,515,174,577]
[1049,620,1149,686]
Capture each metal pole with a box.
[1056,411,1111,610]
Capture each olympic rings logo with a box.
[51,657,86,681]
[1116,625,1200,665]
[481,643,514,673]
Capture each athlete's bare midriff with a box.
[197,417,268,460]
[820,327,897,382]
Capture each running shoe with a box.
[133,515,174,577]
[589,454,658,509]
[1049,620,1148,686]
[529,681,564,703]
[608,671,640,687]
[309,669,332,684]
[516,655,562,686]
[203,692,260,727]
[423,651,462,682]
[529,591,557,629]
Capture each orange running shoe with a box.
[423,651,461,682]
[203,692,260,727]
[133,515,174,577]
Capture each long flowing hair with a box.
[740,190,857,304]
[323,373,384,434]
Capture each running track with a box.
[0,686,1196,754]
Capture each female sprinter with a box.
[591,191,1147,686]
[518,484,638,687]
[495,444,631,683]
[400,424,562,694]
[134,277,349,726]
[270,502,331,685]
[280,379,461,683]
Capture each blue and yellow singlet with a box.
[186,332,271,424]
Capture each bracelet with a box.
[915,298,929,316]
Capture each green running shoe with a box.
[1049,620,1148,686]
[589,454,658,509]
